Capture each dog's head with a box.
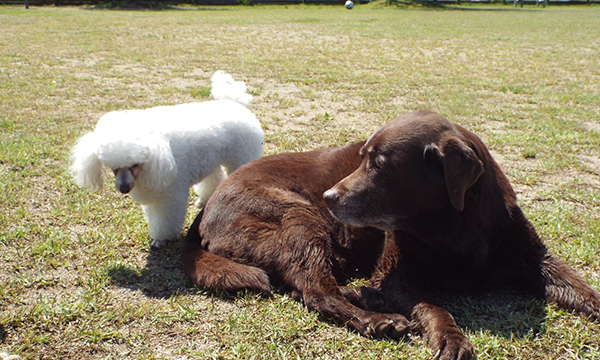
[70,131,177,194]
[324,111,484,231]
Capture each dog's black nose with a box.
[323,189,340,208]
[115,168,135,194]
[118,183,132,194]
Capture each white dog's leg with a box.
[193,165,227,208]
[142,194,188,248]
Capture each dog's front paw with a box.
[339,286,391,312]
[428,330,474,360]
[150,238,176,249]
[367,313,410,339]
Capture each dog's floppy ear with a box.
[70,132,105,192]
[425,138,484,211]
[138,133,177,191]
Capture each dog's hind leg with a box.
[193,166,227,208]
[184,246,272,296]
[507,209,600,321]
[539,253,600,320]
[182,209,272,296]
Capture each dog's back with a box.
[95,101,259,132]
[94,70,259,145]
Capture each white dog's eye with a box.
[130,164,140,170]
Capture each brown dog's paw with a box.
[339,286,390,312]
[359,286,391,312]
[367,313,410,339]
[246,269,273,298]
[429,330,474,360]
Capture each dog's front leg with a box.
[373,232,473,360]
[142,195,188,248]
[379,273,473,359]
[377,272,473,359]
[301,285,410,340]
[411,302,473,360]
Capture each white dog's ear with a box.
[138,133,177,191]
[70,132,105,192]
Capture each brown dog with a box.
[182,142,409,339]
[324,110,600,359]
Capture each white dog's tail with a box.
[210,71,253,107]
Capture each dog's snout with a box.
[323,189,340,208]
[115,168,135,194]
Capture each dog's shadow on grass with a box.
[105,241,549,340]
[104,234,548,341]
[436,290,548,340]
[106,239,194,299]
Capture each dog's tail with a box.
[210,71,253,107]
[182,209,272,296]
[541,253,600,321]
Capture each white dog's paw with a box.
[194,198,206,209]
[150,238,174,249]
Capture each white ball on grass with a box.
[345,0,354,9]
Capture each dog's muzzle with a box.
[115,168,135,194]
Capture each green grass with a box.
[1,3,600,359]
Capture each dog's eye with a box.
[130,164,140,170]
[374,154,385,168]
[369,151,385,169]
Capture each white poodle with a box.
[70,71,263,248]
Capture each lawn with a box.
[1,3,599,359]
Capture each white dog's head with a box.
[70,131,177,194]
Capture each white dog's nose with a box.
[115,168,135,194]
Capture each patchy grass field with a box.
[1,3,599,359]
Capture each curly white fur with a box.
[70,71,263,248]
